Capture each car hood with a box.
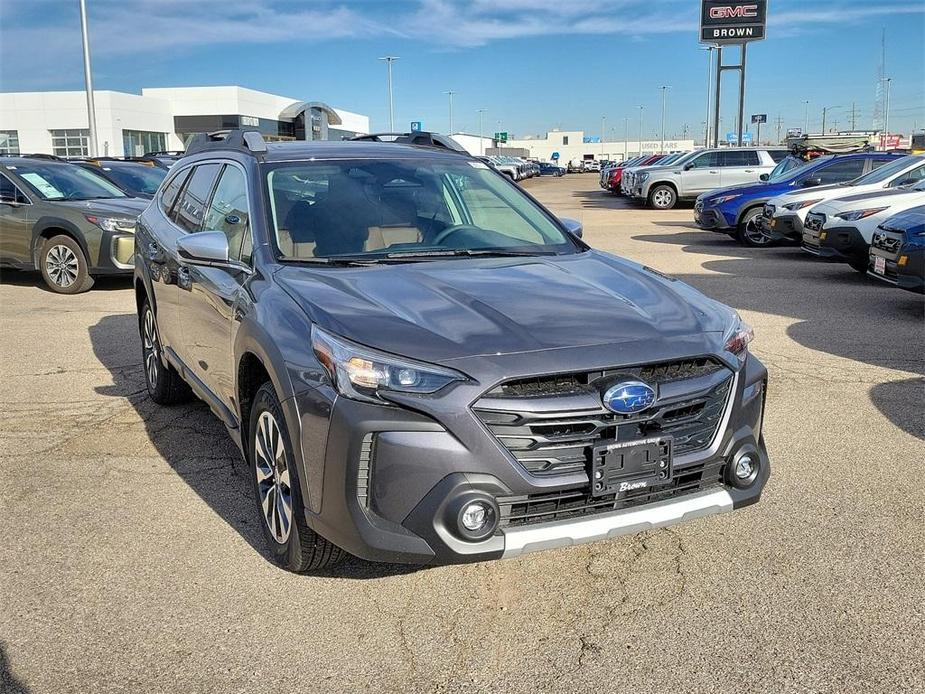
[704,180,784,201]
[275,250,734,364]
[815,188,925,215]
[52,198,149,217]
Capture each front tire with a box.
[737,208,776,247]
[39,235,94,294]
[140,300,191,405]
[648,184,677,210]
[249,382,345,573]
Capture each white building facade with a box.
[504,129,696,163]
[0,86,370,158]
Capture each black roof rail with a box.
[7,153,67,161]
[144,151,185,157]
[349,131,468,154]
[184,129,268,157]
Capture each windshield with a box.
[850,155,918,186]
[96,162,166,195]
[768,156,817,182]
[265,158,580,261]
[7,161,126,200]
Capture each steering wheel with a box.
[431,224,480,246]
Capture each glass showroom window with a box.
[122,130,167,157]
[0,130,20,155]
[50,129,90,157]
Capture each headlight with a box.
[84,214,137,233]
[835,207,889,221]
[638,172,649,182]
[783,199,822,211]
[713,194,741,204]
[311,327,466,404]
[723,314,754,366]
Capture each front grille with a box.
[474,358,733,477]
[498,460,725,527]
[872,230,902,258]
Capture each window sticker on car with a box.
[469,161,489,170]
[20,173,64,199]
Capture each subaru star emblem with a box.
[602,380,657,415]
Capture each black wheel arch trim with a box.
[31,217,91,270]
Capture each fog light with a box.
[460,501,490,531]
[735,455,756,480]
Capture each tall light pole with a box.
[601,116,606,157]
[701,46,715,148]
[638,105,644,153]
[477,108,487,155]
[659,86,671,154]
[378,56,399,131]
[882,77,893,145]
[78,0,99,156]
[623,116,629,160]
[444,90,456,134]
[802,100,810,134]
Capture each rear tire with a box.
[249,382,345,573]
[39,235,94,294]
[140,300,191,405]
[648,184,677,210]
[737,208,776,247]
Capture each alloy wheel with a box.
[254,411,293,544]
[743,218,772,246]
[45,244,79,288]
[142,308,159,386]
[652,189,673,209]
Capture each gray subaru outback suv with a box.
[134,130,769,572]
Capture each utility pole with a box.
[378,56,399,131]
[702,46,715,148]
[476,108,486,155]
[659,86,670,154]
[638,105,644,153]
[78,0,99,157]
[882,77,893,144]
[444,90,456,134]
[601,116,606,157]
[775,114,783,143]
[802,100,810,134]
[822,106,827,134]
[850,102,857,131]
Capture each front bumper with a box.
[765,213,803,242]
[802,225,866,262]
[695,203,733,231]
[294,351,771,565]
[91,231,135,275]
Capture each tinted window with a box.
[768,150,790,162]
[7,161,125,200]
[851,155,920,186]
[0,174,24,201]
[97,162,166,196]
[203,165,251,262]
[160,167,191,216]
[173,163,220,232]
[688,152,722,169]
[721,150,760,167]
[887,163,925,187]
[813,158,867,185]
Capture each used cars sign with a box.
[700,0,767,44]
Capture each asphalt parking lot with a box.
[1,173,922,694]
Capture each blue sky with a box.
[1,0,922,139]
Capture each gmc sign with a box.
[700,0,767,44]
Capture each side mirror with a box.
[176,230,229,265]
[759,173,769,181]
[801,176,822,188]
[560,217,583,238]
[683,162,695,171]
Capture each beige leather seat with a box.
[364,225,422,252]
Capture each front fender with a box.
[32,216,96,269]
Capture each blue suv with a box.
[695,153,902,247]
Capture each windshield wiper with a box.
[383,249,557,259]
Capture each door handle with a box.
[709,170,719,174]
[744,169,755,173]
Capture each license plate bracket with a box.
[590,436,673,497]
[874,255,886,275]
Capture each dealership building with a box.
[502,129,696,163]
[0,86,370,157]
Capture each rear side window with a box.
[813,158,867,185]
[688,152,722,169]
[721,151,760,167]
[203,165,251,262]
[173,163,221,232]
[159,167,191,216]
[0,173,27,202]
[768,150,789,163]
[887,163,925,187]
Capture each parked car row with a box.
[479,155,540,181]
[695,153,925,293]
[0,154,167,293]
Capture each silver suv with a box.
[631,147,788,209]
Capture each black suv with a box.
[135,130,770,572]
